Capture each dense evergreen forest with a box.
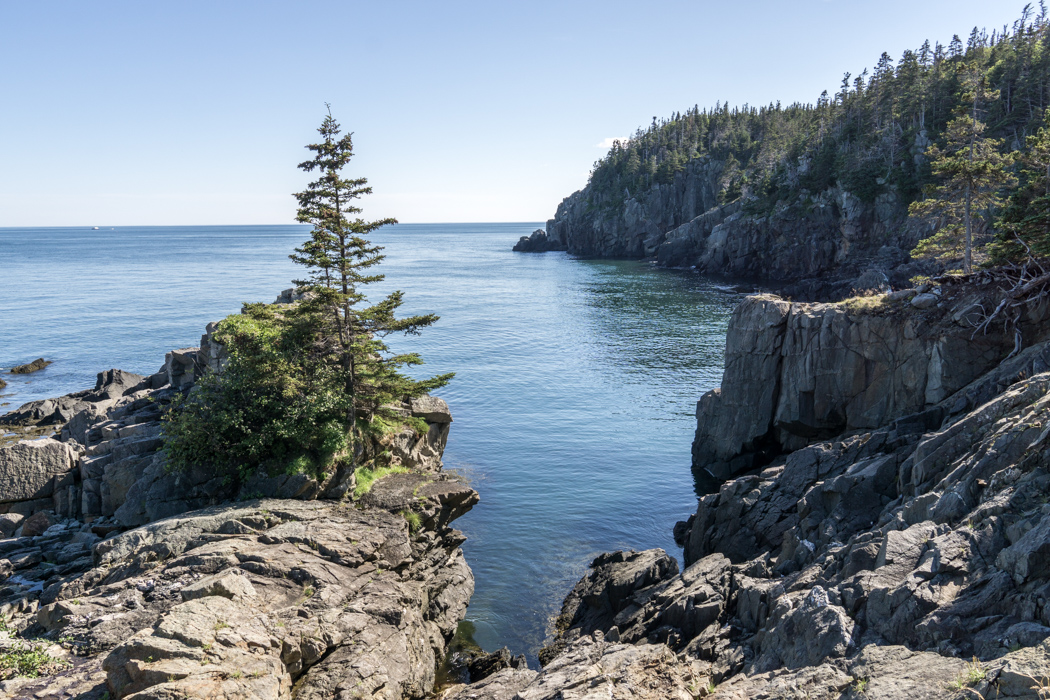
[586,4,1050,263]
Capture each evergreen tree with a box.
[992,108,1050,259]
[162,109,452,485]
[292,108,453,442]
[907,62,1015,271]
[909,97,1015,271]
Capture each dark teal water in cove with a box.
[0,223,740,661]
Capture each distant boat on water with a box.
[92,226,99,230]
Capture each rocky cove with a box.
[1,272,1050,700]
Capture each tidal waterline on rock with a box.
[0,223,738,660]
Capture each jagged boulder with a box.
[752,587,856,672]
[512,228,566,253]
[541,549,679,661]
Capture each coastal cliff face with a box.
[543,157,931,299]
[546,158,725,259]
[0,308,475,699]
[692,285,1050,480]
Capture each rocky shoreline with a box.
[0,298,482,699]
[468,280,1050,699]
[8,276,1050,698]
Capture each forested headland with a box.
[545,5,1050,295]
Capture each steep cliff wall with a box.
[693,284,1050,480]
[546,158,724,259]
[544,157,933,299]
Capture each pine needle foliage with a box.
[291,107,453,444]
[583,5,1050,239]
[162,110,451,484]
[909,64,1016,272]
[992,109,1050,260]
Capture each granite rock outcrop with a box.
[445,279,1050,699]
[693,283,1050,481]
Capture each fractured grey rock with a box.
[0,438,77,504]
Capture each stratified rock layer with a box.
[693,287,1050,480]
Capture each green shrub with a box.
[0,641,67,679]
[401,510,423,533]
[162,303,353,485]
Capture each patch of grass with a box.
[840,293,889,314]
[214,620,229,631]
[0,641,68,680]
[948,657,986,690]
[400,510,423,534]
[353,464,410,499]
[853,677,869,694]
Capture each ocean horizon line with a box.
[0,221,546,230]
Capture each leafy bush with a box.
[162,303,353,484]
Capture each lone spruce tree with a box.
[910,64,1015,273]
[161,110,452,484]
[292,107,452,445]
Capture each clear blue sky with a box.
[0,1,1031,226]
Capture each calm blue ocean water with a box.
[0,223,739,661]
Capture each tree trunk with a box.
[965,183,973,274]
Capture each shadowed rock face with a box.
[512,229,567,253]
